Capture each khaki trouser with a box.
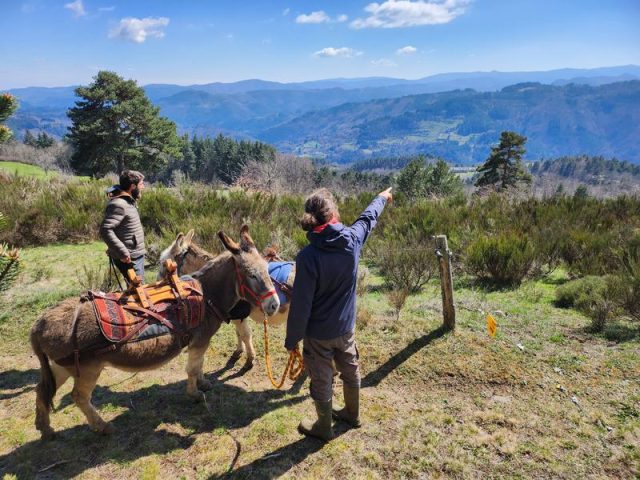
[303,331,360,402]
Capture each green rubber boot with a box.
[332,385,361,428]
[298,399,334,441]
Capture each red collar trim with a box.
[312,217,339,233]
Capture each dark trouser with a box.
[111,255,145,284]
[303,331,360,402]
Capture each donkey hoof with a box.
[197,378,213,391]
[187,390,204,402]
[243,359,254,370]
[40,428,56,441]
[95,423,115,435]
[230,350,243,361]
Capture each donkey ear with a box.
[240,224,255,252]
[218,230,241,254]
[175,232,185,248]
[184,229,195,247]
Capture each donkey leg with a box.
[71,366,113,434]
[186,345,210,398]
[237,320,255,368]
[231,319,245,360]
[51,361,72,391]
[35,387,55,440]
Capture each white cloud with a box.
[109,17,170,43]
[296,10,330,24]
[351,0,470,29]
[313,47,363,58]
[396,45,417,55]
[371,58,398,67]
[282,8,290,16]
[336,14,348,22]
[64,0,86,17]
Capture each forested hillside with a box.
[263,81,640,164]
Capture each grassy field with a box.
[0,243,638,479]
[0,161,57,179]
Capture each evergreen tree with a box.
[67,70,182,177]
[574,184,589,200]
[396,157,425,200]
[23,130,37,147]
[179,134,196,177]
[0,93,18,144]
[36,131,55,148]
[475,131,532,191]
[396,156,462,199]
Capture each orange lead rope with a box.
[263,314,304,389]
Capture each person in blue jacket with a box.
[285,186,392,441]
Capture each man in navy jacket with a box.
[285,187,392,441]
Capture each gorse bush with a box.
[465,232,535,286]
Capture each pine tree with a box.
[67,71,182,177]
[475,131,532,191]
[23,129,37,147]
[0,93,18,144]
[36,131,55,148]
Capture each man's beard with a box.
[132,186,141,200]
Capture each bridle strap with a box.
[232,257,277,309]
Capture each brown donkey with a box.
[30,226,279,439]
[158,230,294,368]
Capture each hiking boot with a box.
[298,399,334,441]
[332,385,361,428]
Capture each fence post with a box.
[435,235,455,330]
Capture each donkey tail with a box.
[30,329,56,411]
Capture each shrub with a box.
[77,264,114,292]
[386,288,410,321]
[368,229,437,294]
[465,232,535,286]
[607,235,640,322]
[555,276,609,310]
[0,243,20,292]
[555,275,616,332]
[356,265,370,297]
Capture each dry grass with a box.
[0,244,638,479]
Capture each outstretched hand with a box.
[378,187,393,203]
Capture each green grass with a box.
[0,161,57,179]
[0,243,638,479]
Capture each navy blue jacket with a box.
[284,195,387,350]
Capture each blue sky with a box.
[1,0,639,88]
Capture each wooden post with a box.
[435,235,455,330]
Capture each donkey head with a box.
[158,229,209,279]
[218,225,280,316]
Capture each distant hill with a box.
[5,66,640,164]
[261,81,640,164]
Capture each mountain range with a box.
[5,65,640,165]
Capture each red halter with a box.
[232,257,277,310]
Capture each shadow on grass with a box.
[603,321,640,343]
[212,423,351,480]
[362,325,449,388]
[0,370,307,479]
[0,368,39,400]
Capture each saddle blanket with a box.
[268,261,294,306]
[91,278,204,343]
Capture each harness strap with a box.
[71,299,86,377]
[232,257,277,309]
[270,277,293,299]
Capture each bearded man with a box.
[100,170,147,283]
